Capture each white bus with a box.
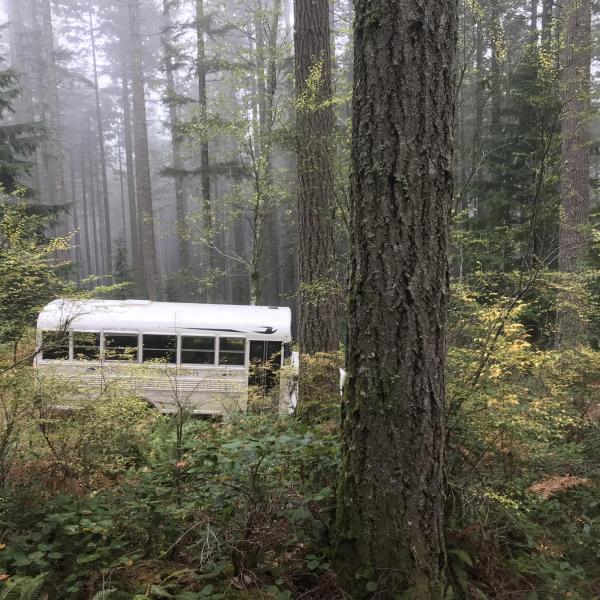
[35,299,296,416]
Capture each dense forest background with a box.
[3,0,597,320]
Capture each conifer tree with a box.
[335,0,457,595]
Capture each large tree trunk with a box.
[557,0,591,347]
[334,0,456,596]
[163,0,191,296]
[128,0,161,300]
[89,8,113,276]
[294,0,338,355]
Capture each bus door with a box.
[249,341,282,392]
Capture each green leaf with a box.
[76,553,102,564]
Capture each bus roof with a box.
[37,299,292,341]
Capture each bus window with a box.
[104,333,139,362]
[73,332,100,361]
[142,334,177,364]
[250,341,282,364]
[41,331,69,360]
[219,337,245,366]
[181,336,215,365]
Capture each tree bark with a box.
[128,0,161,300]
[294,0,339,354]
[121,72,142,284]
[490,0,501,132]
[557,0,591,347]
[334,0,456,596]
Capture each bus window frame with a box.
[179,334,218,367]
[216,335,248,368]
[39,329,72,361]
[37,330,267,370]
[72,331,102,362]
[102,331,141,363]
[140,333,178,365]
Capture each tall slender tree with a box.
[119,16,142,284]
[335,0,457,596]
[128,0,161,300]
[88,7,113,275]
[162,0,191,293]
[196,0,215,301]
[255,0,283,306]
[39,0,66,226]
[557,0,591,347]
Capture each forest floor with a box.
[0,328,600,599]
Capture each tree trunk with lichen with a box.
[334,0,456,597]
[294,0,339,355]
[294,0,339,422]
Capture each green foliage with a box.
[446,284,600,598]
[0,59,41,194]
[1,277,599,599]
[0,412,339,598]
[0,199,71,354]
[90,591,135,600]
[295,352,341,424]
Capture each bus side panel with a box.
[34,362,248,416]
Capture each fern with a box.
[91,590,135,600]
[0,575,46,600]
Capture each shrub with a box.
[295,353,341,424]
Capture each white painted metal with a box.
[37,299,292,341]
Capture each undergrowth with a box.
[0,290,599,598]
